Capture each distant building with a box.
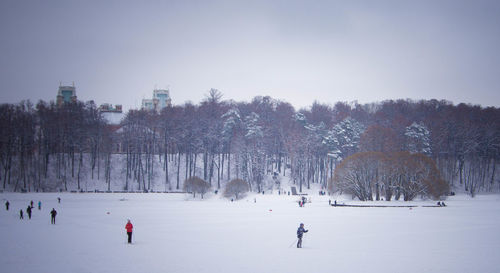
[141,89,172,112]
[141,99,154,110]
[56,83,77,106]
[153,89,171,109]
[99,103,122,113]
[98,103,125,153]
[98,103,124,125]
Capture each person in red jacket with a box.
[125,220,133,244]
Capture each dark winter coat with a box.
[50,209,57,217]
[297,226,308,238]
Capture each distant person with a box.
[50,208,57,224]
[26,206,32,219]
[441,202,446,207]
[5,201,9,211]
[30,200,34,208]
[296,223,309,248]
[57,197,61,204]
[38,201,42,210]
[329,199,331,206]
[334,200,337,206]
[20,209,24,219]
[125,220,133,244]
[437,201,441,206]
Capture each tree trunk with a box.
[176,152,181,190]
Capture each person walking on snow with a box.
[26,206,32,219]
[38,201,42,210]
[30,200,34,208]
[19,209,24,219]
[50,208,57,224]
[5,201,9,210]
[297,223,308,248]
[125,220,133,244]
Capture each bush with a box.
[224,179,249,200]
[183,176,210,199]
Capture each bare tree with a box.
[224,178,249,200]
[183,176,210,198]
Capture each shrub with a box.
[224,179,249,200]
[183,176,210,199]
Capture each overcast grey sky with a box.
[1,0,499,110]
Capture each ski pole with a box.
[288,239,297,248]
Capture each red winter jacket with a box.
[125,222,133,232]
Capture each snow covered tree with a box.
[241,112,266,192]
[0,94,498,196]
[221,106,243,182]
[222,108,242,141]
[324,117,365,161]
[405,122,431,155]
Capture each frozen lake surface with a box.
[1,192,499,273]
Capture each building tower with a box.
[153,89,172,109]
[56,82,77,106]
[141,88,172,112]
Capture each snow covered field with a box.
[1,192,499,273]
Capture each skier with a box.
[50,208,57,224]
[30,200,34,208]
[125,219,133,244]
[57,197,61,203]
[441,202,446,207]
[20,209,24,219]
[437,201,441,206]
[38,201,42,210]
[296,223,308,248]
[5,201,9,210]
[26,205,32,219]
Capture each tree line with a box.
[1,91,499,198]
